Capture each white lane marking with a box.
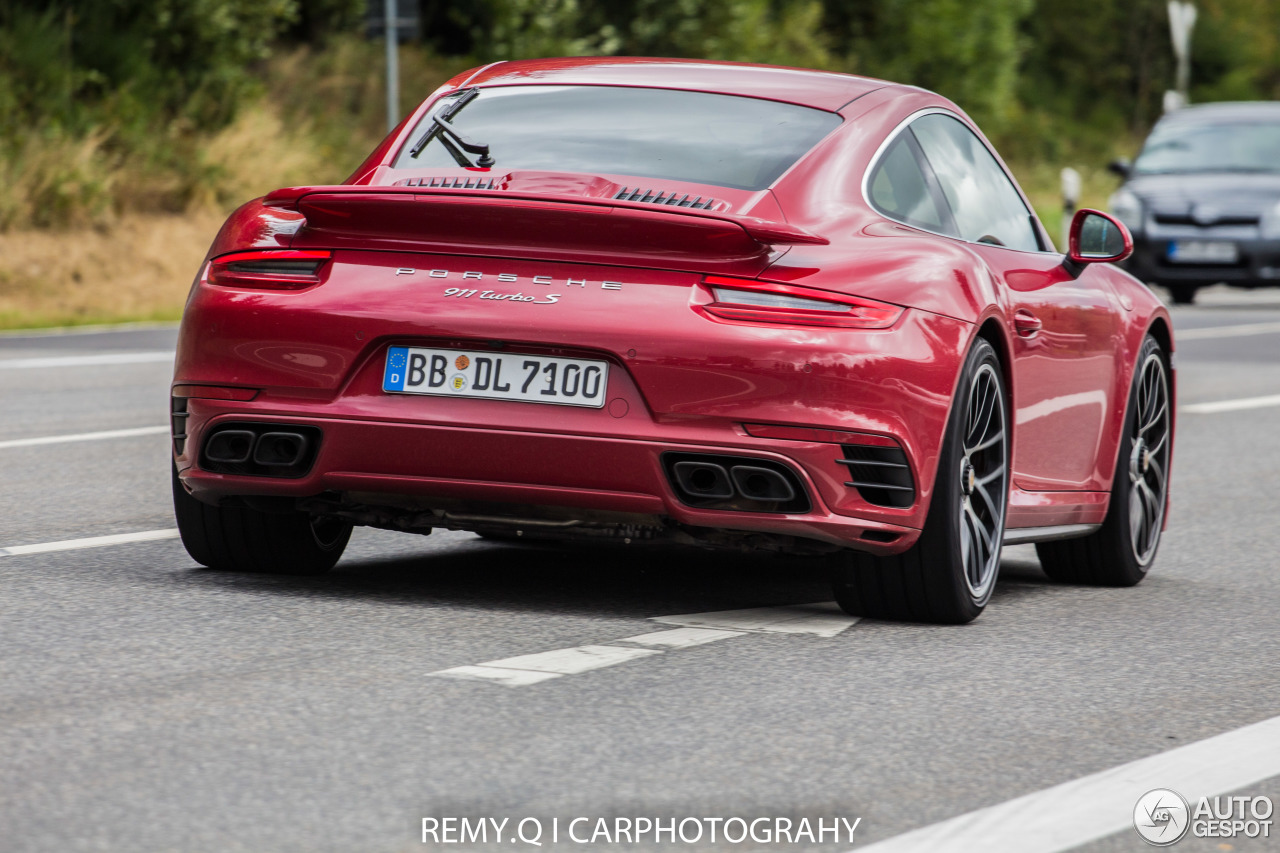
[0,528,180,558]
[617,627,746,648]
[429,605,855,687]
[850,713,1280,853]
[431,665,562,687]
[0,321,176,338]
[651,602,859,637]
[1183,393,1280,414]
[0,351,173,369]
[1177,320,1280,340]
[432,645,661,686]
[0,425,169,450]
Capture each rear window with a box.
[392,85,841,191]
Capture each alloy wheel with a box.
[1128,352,1170,566]
[958,362,1008,601]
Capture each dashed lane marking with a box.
[615,627,747,649]
[651,601,859,637]
[429,604,858,687]
[0,351,173,369]
[1176,320,1280,340]
[1183,393,1280,414]
[0,425,169,450]
[433,645,663,686]
[0,528,180,558]
[848,713,1280,853]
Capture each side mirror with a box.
[1107,158,1132,179]
[1063,209,1132,278]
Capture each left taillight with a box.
[207,250,331,289]
[697,275,903,330]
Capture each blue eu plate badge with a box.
[383,346,409,392]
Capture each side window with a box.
[867,134,954,235]
[909,113,1042,252]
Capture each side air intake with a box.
[614,187,724,210]
[838,444,915,508]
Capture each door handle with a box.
[1013,310,1042,337]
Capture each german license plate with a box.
[382,346,609,408]
[1167,240,1238,263]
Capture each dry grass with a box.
[0,36,464,330]
[0,103,353,331]
[0,211,224,330]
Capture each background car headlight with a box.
[1108,189,1144,231]
[1261,200,1280,239]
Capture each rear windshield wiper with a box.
[408,88,494,167]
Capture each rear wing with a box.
[263,185,826,269]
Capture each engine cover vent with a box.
[395,176,498,189]
[614,187,725,210]
[838,444,915,508]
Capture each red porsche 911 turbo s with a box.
[171,57,1175,624]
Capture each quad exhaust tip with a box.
[729,465,796,502]
[663,453,809,514]
[200,423,321,478]
[672,461,734,500]
[204,429,257,465]
[253,432,309,467]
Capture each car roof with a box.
[454,57,897,112]
[1157,101,1280,126]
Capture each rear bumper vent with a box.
[395,176,497,189]
[663,452,809,514]
[838,444,915,508]
[200,422,322,479]
[615,187,724,210]
[171,396,189,455]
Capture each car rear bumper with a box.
[175,407,923,554]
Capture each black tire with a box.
[1036,335,1171,586]
[172,464,351,575]
[1167,284,1198,305]
[832,338,1009,624]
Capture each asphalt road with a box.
[2,287,1279,853]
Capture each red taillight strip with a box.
[213,249,331,265]
[207,250,332,289]
[698,275,903,330]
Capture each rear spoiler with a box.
[263,185,826,269]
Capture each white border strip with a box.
[0,351,173,369]
[851,714,1280,853]
[1183,393,1280,414]
[0,528,180,558]
[0,425,168,450]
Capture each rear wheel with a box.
[172,465,351,575]
[832,338,1009,624]
[1036,335,1171,585]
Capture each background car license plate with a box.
[1167,240,1238,263]
[382,346,609,408]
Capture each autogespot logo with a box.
[1134,789,1191,846]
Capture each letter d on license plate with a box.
[383,346,609,408]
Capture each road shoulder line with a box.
[851,714,1280,853]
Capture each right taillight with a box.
[207,250,331,289]
[698,276,903,329]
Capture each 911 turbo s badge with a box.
[443,287,561,304]
[393,267,623,294]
